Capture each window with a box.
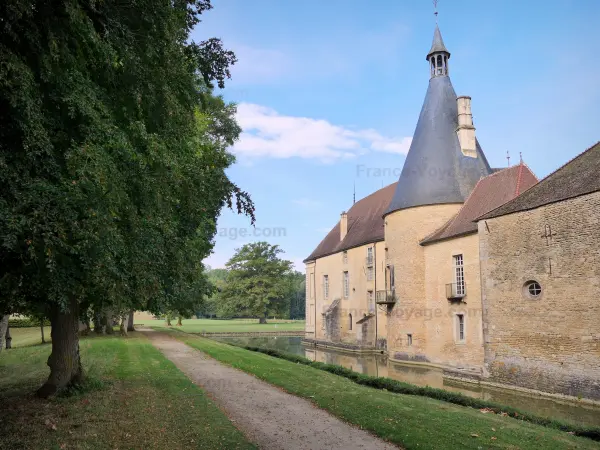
[456,314,465,342]
[453,255,465,296]
[367,290,374,303]
[366,247,373,266]
[386,265,395,290]
[524,280,542,298]
[342,251,348,264]
[407,334,413,346]
[367,266,374,281]
[343,271,349,298]
[323,275,329,299]
[349,314,353,330]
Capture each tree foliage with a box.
[0,0,253,394]
[216,242,294,322]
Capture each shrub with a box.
[8,318,43,328]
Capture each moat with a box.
[213,335,600,427]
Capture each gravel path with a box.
[143,330,397,450]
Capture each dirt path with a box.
[143,330,397,450]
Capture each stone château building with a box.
[304,24,600,401]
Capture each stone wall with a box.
[305,241,387,346]
[479,191,600,400]
[422,233,484,371]
[384,204,462,361]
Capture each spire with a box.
[427,25,450,60]
[385,18,492,216]
[426,24,450,77]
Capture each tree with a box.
[0,0,254,396]
[217,242,293,323]
[288,271,306,320]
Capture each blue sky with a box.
[194,0,600,271]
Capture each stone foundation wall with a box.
[479,191,600,400]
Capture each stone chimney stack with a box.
[340,211,348,241]
[456,96,477,158]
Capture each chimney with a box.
[340,211,348,241]
[456,96,477,158]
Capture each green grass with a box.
[9,326,52,347]
[0,333,255,450]
[167,331,600,450]
[143,318,305,333]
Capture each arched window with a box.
[349,314,353,330]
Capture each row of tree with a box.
[200,242,306,322]
[0,0,254,397]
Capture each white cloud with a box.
[232,103,411,162]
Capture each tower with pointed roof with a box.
[383,21,492,363]
[385,24,492,215]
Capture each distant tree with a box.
[217,242,293,323]
[288,271,306,320]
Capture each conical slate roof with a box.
[426,24,450,60]
[385,75,492,215]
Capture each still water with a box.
[213,336,600,427]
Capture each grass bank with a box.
[241,345,600,441]
[0,333,254,450]
[144,318,304,333]
[167,331,599,450]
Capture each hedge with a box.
[8,318,44,328]
[239,345,600,442]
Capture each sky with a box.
[194,0,600,271]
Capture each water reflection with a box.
[213,336,600,427]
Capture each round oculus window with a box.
[524,281,542,298]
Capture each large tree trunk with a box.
[93,313,103,334]
[166,317,172,327]
[37,300,83,398]
[103,311,114,335]
[259,314,267,324]
[120,315,128,336]
[176,316,183,326]
[0,316,8,354]
[41,320,46,344]
[5,325,11,349]
[127,309,135,332]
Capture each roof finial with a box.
[433,0,439,23]
[519,152,523,164]
[353,181,356,205]
[506,150,510,167]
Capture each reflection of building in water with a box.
[304,18,600,402]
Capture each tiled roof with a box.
[479,142,600,220]
[421,164,538,245]
[304,183,396,263]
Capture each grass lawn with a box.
[143,318,305,333]
[9,326,52,347]
[168,331,599,450]
[0,333,255,450]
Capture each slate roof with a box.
[304,182,396,263]
[479,141,600,220]
[421,164,538,245]
[385,75,492,215]
[427,24,450,59]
